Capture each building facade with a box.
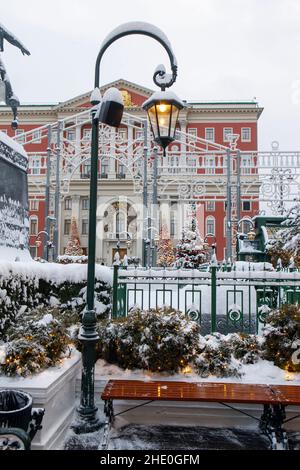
[0,79,263,264]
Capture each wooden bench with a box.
[101,380,300,450]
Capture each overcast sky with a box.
[1,0,300,150]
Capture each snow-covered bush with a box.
[0,262,112,336]
[94,307,201,372]
[227,333,264,364]
[1,339,49,377]
[1,310,72,377]
[262,304,300,372]
[193,333,242,378]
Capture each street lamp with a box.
[142,90,184,155]
[76,21,182,432]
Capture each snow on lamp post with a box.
[76,21,182,433]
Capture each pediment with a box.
[54,79,154,111]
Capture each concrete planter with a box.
[1,351,81,450]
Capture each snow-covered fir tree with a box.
[157,222,175,267]
[268,199,300,267]
[175,205,209,269]
[64,217,83,256]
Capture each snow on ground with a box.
[95,359,300,385]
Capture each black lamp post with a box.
[75,21,183,433]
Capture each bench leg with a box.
[259,404,289,450]
[100,399,114,450]
[104,399,114,424]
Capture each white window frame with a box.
[64,219,71,235]
[206,216,215,236]
[82,219,88,235]
[205,127,215,142]
[30,216,38,235]
[116,129,127,142]
[242,200,252,212]
[101,158,109,175]
[15,129,25,144]
[206,201,215,212]
[241,154,251,175]
[64,198,72,211]
[205,155,215,174]
[30,155,42,175]
[135,130,144,141]
[187,128,197,140]
[29,199,39,211]
[32,129,41,143]
[241,127,251,142]
[66,129,75,141]
[223,127,233,142]
[83,129,91,141]
[81,197,89,210]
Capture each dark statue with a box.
[0,22,30,128]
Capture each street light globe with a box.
[142,90,184,154]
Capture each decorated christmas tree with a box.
[175,205,209,269]
[157,222,175,267]
[64,217,83,256]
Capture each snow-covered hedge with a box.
[0,261,113,336]
[74,307,264,376]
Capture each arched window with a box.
[30,216,38,235]
[206,216,215,236]
[116,211,126,235]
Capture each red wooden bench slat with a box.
[101,380,300,405]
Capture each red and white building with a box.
[0,79,263,263]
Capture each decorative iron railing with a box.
[112,266,300,335]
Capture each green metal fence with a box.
[111,266,300,334]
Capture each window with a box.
[64,219,71,235]
[205,128,215,142]
[206,216,215,235]
[118,163,126,175]
[29,199,39,211]
[241,154,251,175]
[206,201,215,212]
[116,211,126,234]
[242,201,251,211]
[116,129,127,142]
[66,129,75,141]
[187,128,197,140]
[81,197,89,210]
[205,156,215,174]
[82,162,91,177]
[64,198,72,210]
[15,129,25,144]
[241,127,251,142]
[223,127,233,142]
[83,129,91,141]
[30,155,41,175]
[101,158,109,175]
[82,219,88,235]
[170,216,176,236]
[32,130,41,143]
[135,130,144,141]
[30,217,38,235]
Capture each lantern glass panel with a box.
[148,105,159,139]
[170,105,179,139]
[156,103,172,137]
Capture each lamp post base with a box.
[71,408,103,434]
